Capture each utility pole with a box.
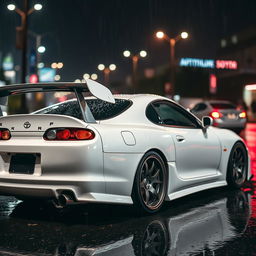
[21,0,28,84]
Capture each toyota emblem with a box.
[23,121,31,129]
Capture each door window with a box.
[192,103,207,112]
[146,101,201,128]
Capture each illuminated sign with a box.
[216,60,237,69]
[179,58,238,70]
[39,68,56,82]
[180,58,214,68]
[209,74,217,94]
[29,74,38,83]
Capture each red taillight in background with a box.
[210,111,223,119]
[44,128,95,141]
[0,129,11,140]
[239,111,246,119]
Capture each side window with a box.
[146,104,161,124]
[197,103,207,111]
[192,103,207,112]
[148,101,201,128]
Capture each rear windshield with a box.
[210,103,236,109]
[35,98,132,121]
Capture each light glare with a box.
[37,62,44,69]
[181,32,188,39]
[98,64,105,71]
[83,73,90,80]
[54,75,61,81]
[140,50,147,58]
[123,50,131,57]
[57,62,63,69]
[109,64,116,71]
[51,62,57,69]
[7,4,16,11]
[156,31,164,39]
[37,46,46,53]
[34,4,42,10]
[91,74,98,80]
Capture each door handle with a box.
[176,135,185,142]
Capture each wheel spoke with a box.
[138,155,166,209]
[152,168,160,178]
[145,189,150,204]
[148,161,155,174]
[149,186,158,201]
[143,161,149,175]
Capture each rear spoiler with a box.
[0,79,115,123]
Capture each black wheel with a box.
[132,151,168,214]
[132,220,169,256]
[226,142,248,188]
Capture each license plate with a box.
[9,154,36,174]
[227,113,237,119]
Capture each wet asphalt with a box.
[0,124,256,256]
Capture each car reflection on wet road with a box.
[0,124,256,256]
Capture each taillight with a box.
[239,111,246,118]
[0,129,11,140]
[44,128,95,141]
[210,111,223,119]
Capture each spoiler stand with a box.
[74,89,96,123]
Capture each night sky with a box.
[1,0,256,83]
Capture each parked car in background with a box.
[190,100,247,133]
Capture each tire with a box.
[132,151,168,214]
[132,220,169,256]
[226,142,248,189]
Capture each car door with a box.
[148,100,222,179]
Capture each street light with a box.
[109,64,116,71]
[37,45,45,53]
[34,4,42,11]
[6,1,43,84]
[123,50,147,89]
[155,30,189,95]
[54,75,61,81]
[51,62,63,69]
[83,73,90,80]
[181,32,188,39]
[98,64,105,71]
[7,4,16,11]
[91,73,98,80]
[6,1,43,113]
[97,64,116,85]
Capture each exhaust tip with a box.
[53,193,75,208]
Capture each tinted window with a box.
[147,101,200,128]
[192,103,207,111]
[210,103,236,109]
[35,98,132,120]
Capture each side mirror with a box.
[202,116,213,129]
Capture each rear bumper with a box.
[213,119,246,130]
[0,178,133,204]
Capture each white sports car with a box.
[0,80,251,213]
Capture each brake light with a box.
[239,111,246,118]
[56,129,71,140]
[44,128,95,141]
[0,129,11,140]
[210,111,223,119]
